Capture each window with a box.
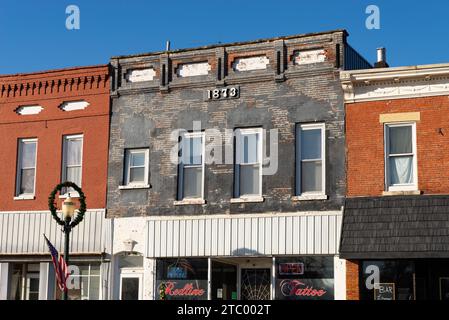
[124,149,149,187]
[385,123,417,191]
[55,263,100,300]
[178,132,205,200]
[156,258,208,300]
[8,263,40,300]
[296,124,325,195]
[16,139,37,197]
[62,134,83,195]
[234,128,262,198]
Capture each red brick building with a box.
[340,62,449,300]
[0,66,112,300]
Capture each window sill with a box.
[382,190,422,196]
[230,196,264,204]
[292,194,328,201]
[14,195,35,200]
[118,185,150,190]
[174,199,206,206]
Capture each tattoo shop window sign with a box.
[205,86,240,101]
[279,262,304,275]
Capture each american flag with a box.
[43,234,69,292]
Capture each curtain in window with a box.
[67,139,82,166]
[389,156,413,184]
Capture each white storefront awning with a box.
[145,212,342,258]
[0,209,111,256]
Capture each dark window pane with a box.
[242,134,259,164]
[20,168,35,194]
[183,166,202,198]
[121,278,140,300]
[389,126,412,154]
[301,161,322,192]
[301,129,321,160]
[130,167,145,183]
[240,164,260,196]
[131,152,145,167]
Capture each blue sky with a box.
[0,0,448,74]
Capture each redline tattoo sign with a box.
[157,280,207,300]
[276,279,334,300]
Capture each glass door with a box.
[211,261,237,300]
[240,268,271,300]
[25,273,40,300]
[120,272,143,300]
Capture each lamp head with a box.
[62,194,76,219]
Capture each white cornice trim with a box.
[341,64,449,103]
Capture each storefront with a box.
[340,196,449,300]
[359,259,449,300]
[154,256,337,300]
[0,210,112,300]
[134,211,347,300]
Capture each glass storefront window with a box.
[360,260,415,300]
[156,258,208,300]
[275,256,334,300]
[8,263,40,300]
[55,263,101,300]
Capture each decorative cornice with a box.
[341,63,449,103]
[0,66,109,100]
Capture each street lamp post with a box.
[62,195,76,301]
[49,181,87,301]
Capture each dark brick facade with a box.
[107,30,367,217]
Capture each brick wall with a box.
[107,31,351,217]
[0,66,110,211]
[346,96,449,197]
[346,260,360,300]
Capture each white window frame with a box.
[15,138,38,198]
[123,148,150,187]
[178,131,205,201]
[61,134,84,197]
[234,127,263,198]
[384,122,418,192]
[62,263,101,300]
[296,123,326,196]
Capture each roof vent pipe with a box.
[374,47,389,68]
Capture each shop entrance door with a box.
[240,268,271,300]
[211,261,238,300]
[25,273,40,300]
[120,272,143,300]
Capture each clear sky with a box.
[1,0,448,74]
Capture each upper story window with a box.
[296,123,326,196]
[178,132,205,200]
[16,138,37,198]
[124,148,150,187]
[234,128,262,199]
[62,134,83,196]
[385,123,417,191]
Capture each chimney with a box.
[374,47,389,68]
[166,40,171,51]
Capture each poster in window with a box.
[373,283,395,300]
[275,279,334,300]
[156,280,208,300]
